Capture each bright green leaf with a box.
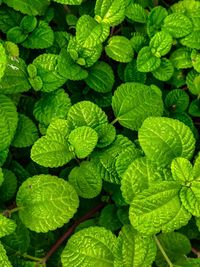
[137,46,161,72]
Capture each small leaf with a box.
[105,36,134,63]
[152,58,174,81]
[95,123,116,148]
[0,43,7,80]
[191,49,200,73]
[61,226,117,267]
[112,82,163,131]
[20,16,37,33]
[139,117,196,167]
[150,31,173,57]
[137,46,161,72]
[165,89,189,112]
[162,13,193,38]
[68,126,98,158]
[85,61,114,93]
[0,169,17,202]
[125,3,147,23]
[7,26,28,43]
[68,161,102,198]
[171,157,193,184]
[99,204,122,231]
[124,59,146,83]
[181,30,200,50]
[0,215,16,238]
[170,48,192,69]
[16,174,79,232]
[129,181,191,235]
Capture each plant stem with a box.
[154,236,173,267]
[22,253,42,262]
[111,118,118,125]
[192,247,200,258]
[41,202,105,265]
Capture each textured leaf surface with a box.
[112,82,163,130]
[0,169,17,202]
[170,48,192,69]
[114,225,157,267]
[68,126,98,158]
[69,161,102,198]
[181,30,200,49]
[61,226,117,267]
[137,46,161,72]
[124,59,147,83]
[53,0,82,4]
[95,123,116,148]
[139,117,195,167]
[99,204,122,231]
[12,114,38,148]
[0,215,16,238]
[105,36,134,63]
[16,174,79,232]
[0,242,12,267]
[95,0,125,26]
[152,58,174,81]
[0,43,6,81]
[129,181,191,235]
[162,13,193,38]
[0,94,18,151]
[171,157,193,184]
[165,89,189,112]
[121,157,164,204]
[4,0,50,16]
[125,3,147,23]
[150,31,173,57]
[85,61,114,93]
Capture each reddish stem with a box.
[41,202,105,264]
[192,247,200,258]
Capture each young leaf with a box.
[0,242,12,267]
[130,33,148,53]
[114,225,157,267]
[61,226,117,267]
[0,215,16,238]
[165,89,189,112]
[85,61,114,93]
[150,31,173,57]
[94,0,125,26]
[170,47,192,69]
[20,15,37,33]
[0,43,7,81]
[152,58,174,81]
[105,36,134,63]
[95,123,116,148]
[129,181,191,235]
[162,13,193,38]
[0,94,18,151]
[125,3,147,23]
[12,114,39,148]
[121,157,164,204]
[16,174,79,232]
[68,161,102,198]
[112,82,163,131]
[99,204,122,231]
[139,117,196,167]
[137,46,161,72]
[68,126,98,158]
[171,157,193,184]
[124,59,147,83]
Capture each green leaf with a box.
[99,204,122,231]
[22,21,54,49]
[31,119,74,167]
[20,16,37,33]
[0,149,9,168]
[189,99,200,117]
[33,89,71,126]
[0,56,31,94]
[171,157,193,184]
[0,168,3,186]
[193,153,200,179]
[94,0,125,26]
[125,3,147,23]
[191,50,200,73]
[186,70,200,95]
[170,47,192,69]
[57,49,88,81]
[121,157,164,204]
[124,59,147,83]
[180,182,200,216]
[137,46,161,72]
[68,161,102,199]
[147,6,168,38]
[61,226,117,267]
[0,242,12,267]
[7,26,28,43]
[129,181,191,235]
[4,0,50,16]
[114,225,157,267]
[0,43,7,81]
[95,123,116,148]
[152,58,174,81]
[139,117,196,167]
[115,146,142,177]
[0,94,18,151]
[0,6,22,33]
[0,169,17,202]
[0,215,16,238]
[12,114,38,148]
[76,15,110,48]
[181,30,200,50]
[85,61,114,93]
[150,31,173,57]
[112,82,163,131]
[53,0,82,4]
[67,101,108,130]
[68,126,98,158]
[105,36,134,63]
[155,232,191,267]
[162,13,193,38]
[130,33,148,53]
[165,89,189,113]
[16,174,79,232]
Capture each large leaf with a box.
[0,43,6,80]
[0,215,16,238]
[0,242,12,267]
[137,46,161,72]
[114,225,157,267]
[112,82,163,131]
[95,0,125,26]
[4,0,50,16]
[129,181,191,235]
[139,117,196,167]
[16,174,79,232]
[0,94,18,151]
[61,226,117,267]
[68,161,102,198]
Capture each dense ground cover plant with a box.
[1,0,200,266]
